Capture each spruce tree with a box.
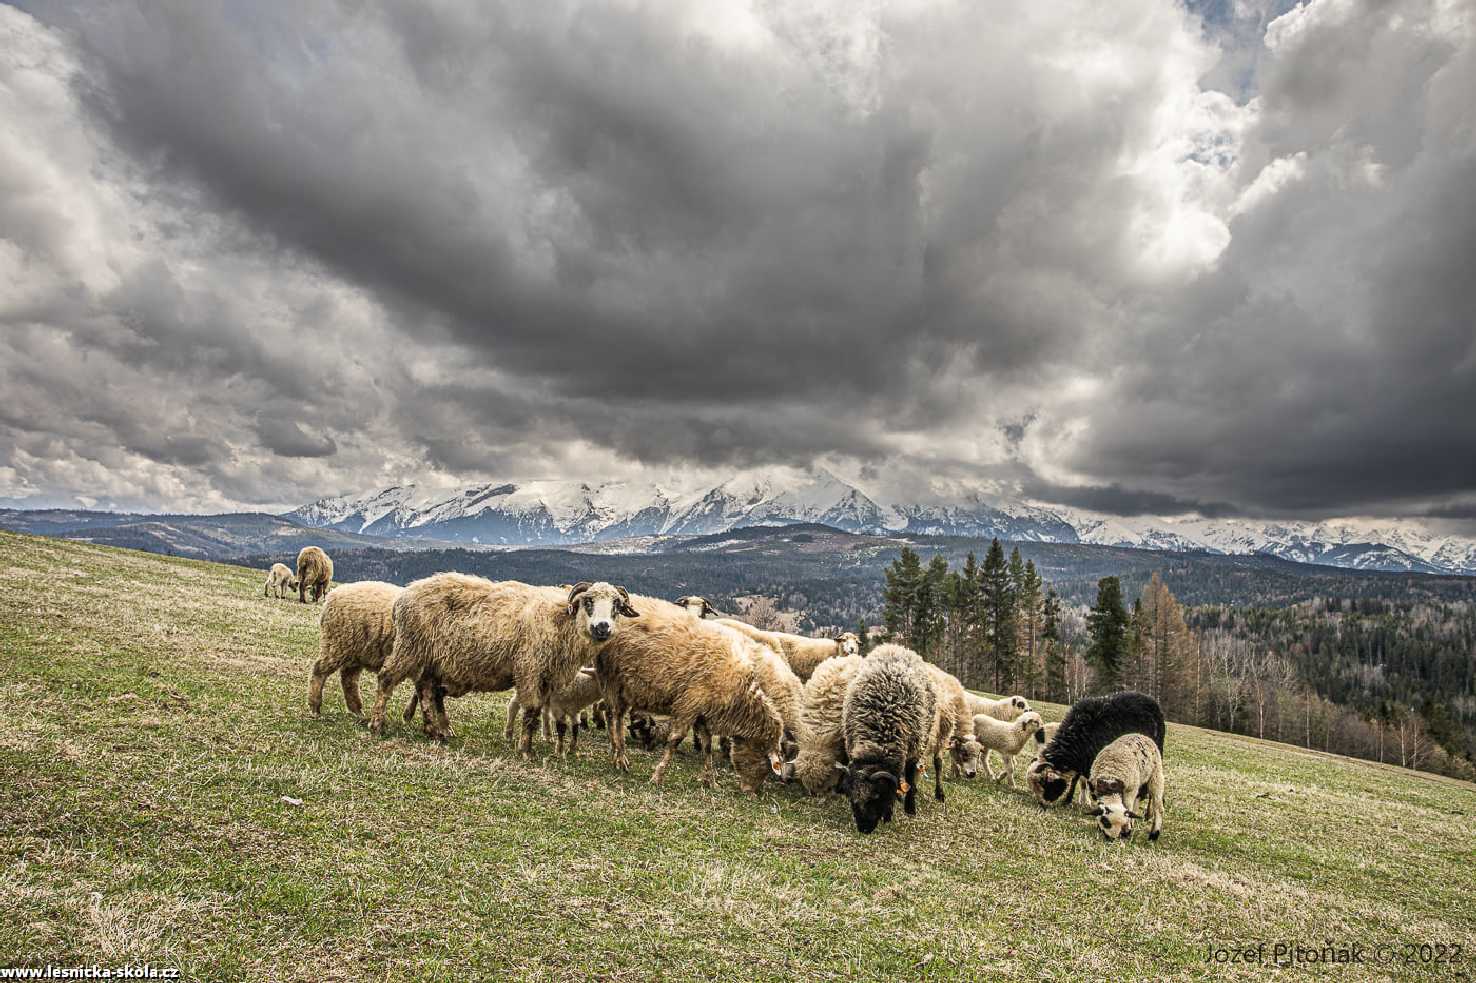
[883,546,922,642]
[1086,576,1129,690]
[981,539,1017,692]
[1042,589,1065,700]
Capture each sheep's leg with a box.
[519,703,542,758]
[307,661,332,717]
[932,752,945,803]
[367,666,408,736]
[1002,752,1016,788]
[1148,776,1164,841]
[400,687,420,724]
[555,717,568,757]
[569,715,581,756]
[904,758,920,815]
[503,695,521,744]
[607,698,631,772]
[414,678,447,742]
[542,707,554,741]
[650,719,691,786]
[339,667,364,718]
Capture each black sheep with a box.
[1026,691,1165,807]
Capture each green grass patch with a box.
[1,531,1474,980]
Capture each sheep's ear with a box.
[615,585,639,618]
[566,582,593,617]
[1126,810,1143,820]
[579,666,598,678]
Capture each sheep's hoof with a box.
[1149,830,1160,842]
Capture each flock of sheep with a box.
[271,546,1168,837]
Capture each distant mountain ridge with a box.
[284,468,1476,575]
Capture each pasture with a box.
[2,531,1474,980]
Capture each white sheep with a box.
[367,577,640,754]
[966,693,1030,722]
[971,711,1044,786]
[593,606,785,791]
[504,669,605,757]
[1087,733,1165,841]
[263,562,297,599]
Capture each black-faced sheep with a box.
[715,619,862,682]
[593,609,785,792]
[296,546,333,604]
[1088,733,1165,841]
[1026,691,1165,808]
[971,711,1044,786]
[309,580,403,719]
[264,562,297,599]
[368,577,639,754]
[838,643,937,833]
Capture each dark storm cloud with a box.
[2,0,1474,519]
[1022,480,1239,519]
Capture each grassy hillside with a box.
[2,531,1474,981]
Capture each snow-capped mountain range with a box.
[285,468,1476,575]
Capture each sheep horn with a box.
[565,581,593,616]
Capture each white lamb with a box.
[971,711,1044,786]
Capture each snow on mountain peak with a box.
[286,473,1476,574]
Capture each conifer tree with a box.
[1086,576,1129,690]
[1042,588,1065,700]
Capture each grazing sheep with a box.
[1026,692,1166,808]
[264,562,297,599]
[837,643,937,833]
[716,619,862,681]
[296,546,334,604]
[368,577,639,754]
[972,711,1045,786]
[966,693,1030,722]
[923,665,985,782]
[308,581,404,718]
[787,654,865,795]
[1088,734,1165,841]
[675,595,719,618]
[592,608,785,792]
[504,669,604,757]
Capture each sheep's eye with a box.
[583,598,594,612]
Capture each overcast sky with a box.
[2,0,1473,522]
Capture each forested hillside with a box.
[877,543,1476,781]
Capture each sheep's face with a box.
[837,632,861,657]
[1027,760,1072,806]
[675,595,718,619]
[1091,784,1139,840]
[950,735,985,779]
[1017,712,1044,740]
[836,761,899,833]
[567,582,639,643]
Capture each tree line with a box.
[879,541,1476,781]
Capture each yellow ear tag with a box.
[897,780,910,796]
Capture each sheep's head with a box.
[1090,779,1139,840]
[1027,759,1073,807]
[837,632,862,657]
[675,595,718,619]
[949,735,985,779]
[567,581,639,642]
[994,695,1030,721]
[730,737,785,794]
[1016,711,1044,740]
[835,759,899,833]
